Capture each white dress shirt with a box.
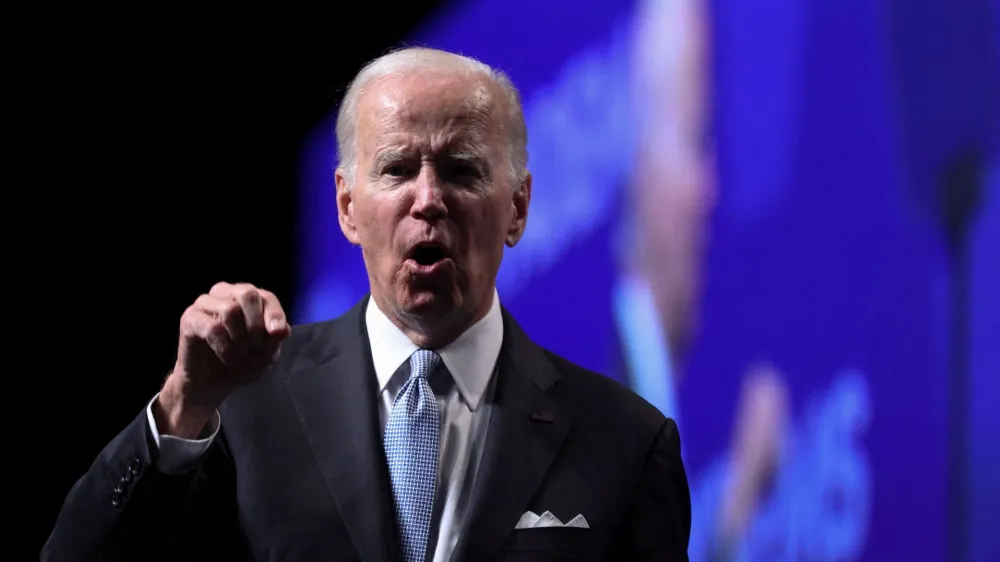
[146,289,504,562]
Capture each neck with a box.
[373,292,494,349]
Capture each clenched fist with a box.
[155,282,291,439]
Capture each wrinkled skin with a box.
[335,69,531,348]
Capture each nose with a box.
[410,164,448,222]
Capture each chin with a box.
[399,287,463,322]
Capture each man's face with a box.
[633,0,716,355]
[635,140,715,355]
[336,71,530,337]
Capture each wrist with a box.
[155,373,218,439]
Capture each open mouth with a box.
[406,242,450,267]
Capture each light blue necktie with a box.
[384,349,442,562]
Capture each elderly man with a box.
[621,0,788,559]
[43,48,691,562]
[621,0,871,559]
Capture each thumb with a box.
[266,316,291,340]
[263,317,290,363]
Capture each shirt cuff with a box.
[145,393,220,475]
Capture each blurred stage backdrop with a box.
[295,0,999,560]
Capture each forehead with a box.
[355,71,502,150]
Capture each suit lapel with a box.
[285,297,396,562]
[451,308,575,562]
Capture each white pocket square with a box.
[515,510,589,529]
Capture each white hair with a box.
[335,47,529,189]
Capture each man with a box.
[622,0,874,559]
[619,0,790,558]
[43,48,691,561]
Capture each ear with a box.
[505,173,532,247]
[335,167,361,245]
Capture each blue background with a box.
[295,0,999,560]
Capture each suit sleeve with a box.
[615,417,692,561]
[41,405,247,562]
[144,394,220,475]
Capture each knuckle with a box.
[239,287,261,305]
[180,306,201,331]
[233,282,256,293]
[210,281,231,294]
[181,304,198,321]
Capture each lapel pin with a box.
[530,411,555,423]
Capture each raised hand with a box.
[156,282,291,438]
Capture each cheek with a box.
[360,211,384,239]
[354,197,401,260]
[458,200,508,258]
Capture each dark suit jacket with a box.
[43,296,690,561]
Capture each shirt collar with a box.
[365,289,503,411]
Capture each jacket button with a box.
[115,478,128,495]
[111,492,122,507]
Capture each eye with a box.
[452,163,479,177]
[444,160,484,183]
[384,164,411,178]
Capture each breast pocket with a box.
[500,527,600,561]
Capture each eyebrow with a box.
[370,147,490,169]
[368,149,409,174]
[448,150,488,164]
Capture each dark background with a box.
[29,4,448,555]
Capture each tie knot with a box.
[408,349,441,380]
